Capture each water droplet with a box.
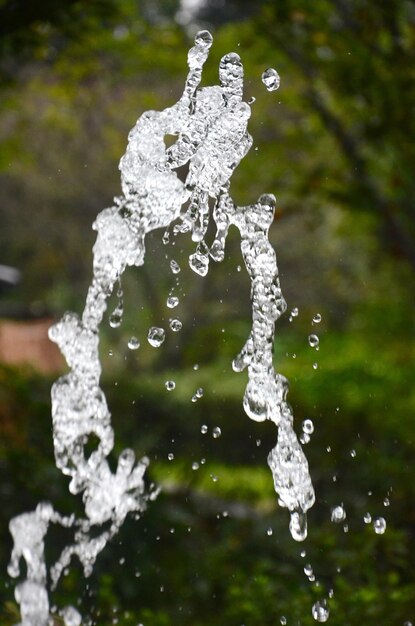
[128,336,140,350]
[262,67,281,91]
[109,312,122,328]
[304,563,313,577]
[373,516,386,534]
[290,307,299,317]
[308,334,319,348]
[168,453,174,461]
[212,427,222,439]
[169,318,182,332]
[210,474,218,482]
[302,419,314,434]
[300,550,306,558]
[192,462,200,471]
[165,380,175,391]
[256,438,261,447]
[193,363,199,370]
[312,313,322,324]
[248,96,256,104]
[326,445,331,452]
[194,29,213,48]
[62,606,82,626]
[280,617,287,625]
[237,265,242,272]
[312,599,329,622]
[189,251,209,276]
[363,512,372,524]
[201,425,208,434]
[162,229,170,245]
[313,362,318,370]
[328,588,334,598]
[383,497,390,507]
[289,510,307,542]
[267,527,273,536]
[167,296,179,308]
[300,433,310,445]
[350,449,356,458]
[331,504,346,523]
[147,326,165,347]
[200,458,206,464]
[170,259,181,274]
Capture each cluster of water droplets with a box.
[8,29,314,624]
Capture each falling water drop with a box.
[308,334,319,348]
[167,296,179,308]
[169,318,182,332]
[267,527,273,536]
[331,504,346,523]
[170,259,181,274]
[212,427,222,439]
[201,425,208,434]
[167,453,174,461]
[312,600,329,622]
[165,380,175,391]
[302,419,314,434]
[312,313,322,324]
[363,512,372,524]
[147,327,165,347]
[194,29,213,48]
[127,336,140,350]
[262,68,281,91]
[373,517,387,534]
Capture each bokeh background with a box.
[1,1,414,624]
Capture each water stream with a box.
[8,31,314,625]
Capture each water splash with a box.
[8,29,314,623]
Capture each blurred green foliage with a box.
[1,0,414,624]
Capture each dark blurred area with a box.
[0,1,414,624]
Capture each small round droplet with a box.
[165,380,175,391]
[109,313,122,328]
[256,438,261,447]
[168,453,174,461]
[212,427,222,439]
[170,259,181,274]
[373,516,386,534]
[128,336,140,350]
[210,474,218,482]
[363,512,372,524]
[304,564,313,577]
[302,419,314,434]
[267,527,273,536]
[280,617,287,625]
[248,96,256,104]
[201,425,208,434]
[308,334,319,348]
[331,504,346,523]
[313,362,318,370]
[167,296,179,309]
[291,307,299,317]
[169,318,182,332]
[147,326,165,347]
[262,67,281,91]
[313,313,322,324]
[350,449,356,458]
[383,497,390,507]
[195,30,213,48]
[312,600,329,622]
[192,461,200,471]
